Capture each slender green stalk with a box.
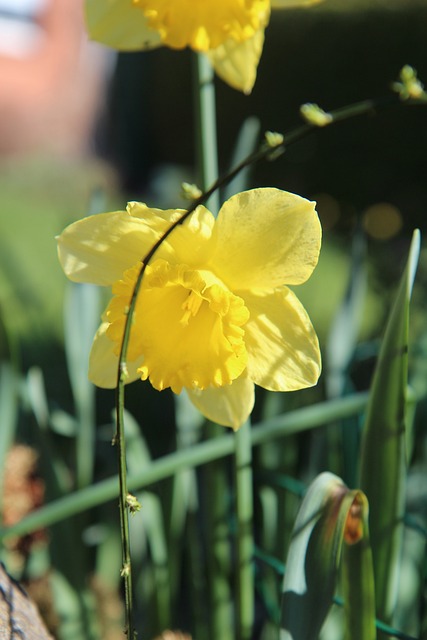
[202,433,234,640]
[0,364,19,512]
[194,53,220,213]
[194,53,256,638]
[194,53,235,640]
[115,373,135,638]
[64,267,100,492]
[234,421,254,640]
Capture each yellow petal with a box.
[58,209,171,285]
[210,188,321,291]
[85,0,161,51]
[208,27,265,94]
[128,203,216,269]
[243,288,321,391]
[271,0,323,7]
[57,205,214,286]
[88,322,144,388]
[186,375,255,430]
[134,0,269,51]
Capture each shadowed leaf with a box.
[359,230,420,629]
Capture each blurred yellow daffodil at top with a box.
[86,0,323,93]
[57,188,321,429]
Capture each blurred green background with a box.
[0,2,427,638]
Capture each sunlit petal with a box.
[57,205,214,286]
[130,204,216,268]
[57,210,171,285]
[243,288,321,391]
[210,188,321,291]
[85,0,161,50]
[208,27,265,94]
[186,375,255,430]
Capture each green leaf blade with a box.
[359,230,421,626]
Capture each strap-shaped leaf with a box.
[280,472,371,640]
[360,230,420,627]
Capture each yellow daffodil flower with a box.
[85,0,323,93]
[57,188,321,429]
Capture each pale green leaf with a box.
[360,230,420,627]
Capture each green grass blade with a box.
[123,410,172,631]
[26,367,70,495]
[360,230,421,627]
[170,394,205,632]
[134,491,171,632]
[326,230,367,399]
[224,117,260,199]
[201,424,234,640]
[49,569,99,640]
[326,230,367,486]
[64,282,99,490]
[234,420,254,640]
[0,363,19,511]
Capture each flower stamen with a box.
[180,291,204,326]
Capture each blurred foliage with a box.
[0,1,426,639]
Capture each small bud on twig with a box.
[392,65,427,101]
[300,103,333,127]
[181,182,203,201]
[126,493,142,515]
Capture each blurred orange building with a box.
[0,0,111,156]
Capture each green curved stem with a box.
[194,53,220,213]
[115,373,134,637]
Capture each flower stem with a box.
[193,53,220,213]
[193,53,235,640]
[234,421,254,640]
[115,370,135,638]
[194,52,256,638]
